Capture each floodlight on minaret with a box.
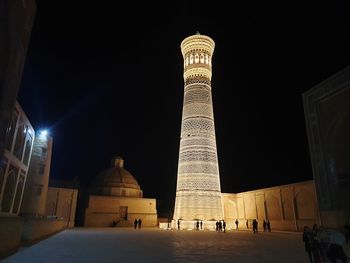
[173,33,223,229]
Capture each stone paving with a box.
[2,227,349,263]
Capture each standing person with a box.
[134,219,138,229]
[246,220,249,229]
[252,219,258,234]
[216,221,219,231]
[235,219,239,230]
[138,218,142,229]
[196,220,199,230]
[311,224,320,262]
[267,219,271,232]
[263,220,267,231]
[344,222,350,244]
[200,220,203,230]
[223,221,226,233]
[177,219,180,230]
[302,226,314,263]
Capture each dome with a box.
[89,157,143,198]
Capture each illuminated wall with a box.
[173,33,223,222]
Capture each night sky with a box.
[18,1,350,213]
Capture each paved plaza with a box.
[2,228,349,263]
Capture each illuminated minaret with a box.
[173,33,223,229]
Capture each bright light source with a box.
[40,129,48,137]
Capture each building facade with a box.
[0,102,35,214]
[84,157,157,227]
[173,33,223,229]
[0,0,36,163]
[303,66,350,228]
[20,132,53,216]
[222,181,319,231]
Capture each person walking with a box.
[267,219,271,232]
[252,219,258,234]
[235,219,239,230]
[138,218,142,229]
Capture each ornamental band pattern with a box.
[173,33,223,223]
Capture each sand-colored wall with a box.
[45,187,78,228]
[21,217,65,243]
[0,214,23,259]
[222,180,319,231]
[85,195,157,227]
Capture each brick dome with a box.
[89,157,143,198]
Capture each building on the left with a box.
[0,102,78,259]
[0,1,78,259]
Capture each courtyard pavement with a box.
[1,227,349,263]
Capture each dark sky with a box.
[18,0,350,212]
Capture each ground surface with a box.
[2,228,349,263]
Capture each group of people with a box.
[216,220,226,232]
[263,219,271,232]
[244,219,271,233]
[133,218,142,229]
[302,224,348,263]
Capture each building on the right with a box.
[303,66,350,228]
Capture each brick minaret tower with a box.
[173,33,223,229]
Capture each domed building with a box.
[84,157,157,227]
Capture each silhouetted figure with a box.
[263,220,267,231]
[138,218,142,229]
[177,219,180,230]
[311,224,320,262]
[327,242,348,263]
[223,221,226,233]
[216,221,219,231]
[345,222,350,244]
[219,221,222,232]
[302,226,314,263]
[252,219,258,234]
[200,221,203,230]
[112,221,116,227]
[196,220,199,230]
[134,219,138,229]
[235,219,239,230]
[246,220,249,229]
[317,226,328,261]
[267,219,271,232]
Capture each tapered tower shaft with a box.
[173,33,223,224]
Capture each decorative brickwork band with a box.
[173,33,223,224]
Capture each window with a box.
[23,132,33,165]
[5,111,19,152]
[13,118,26,159]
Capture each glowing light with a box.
[39,129,48,137]
[173,34,223,226]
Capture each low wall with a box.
[21,217,66,243]
[0,214,23,259]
